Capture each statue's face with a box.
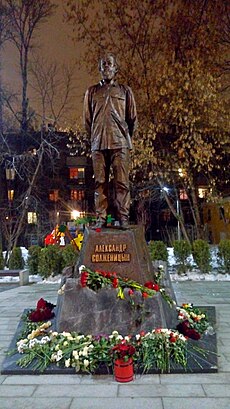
[99,55,117,81]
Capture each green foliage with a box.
[38,246,63,279]
[0,247,4,269]
[218,239,230,274]
[173,240,192,275]
[27,246,42,275]
[61,244,79,268]
[8,247,25,270]
[148,241,168,262]
[192,240,211,274]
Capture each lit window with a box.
[49,190,59,202]
[198,188,208,198]
[179,189,188,200]
[69,167,85,182]
[28,212,37,224]
[8,190,14,201]
[70,189,85,201]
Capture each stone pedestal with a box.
[56,224,178,335]
[56,277,177,335]
[75,225,154,284]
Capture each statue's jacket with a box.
[83,79,137,151]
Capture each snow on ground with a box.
[0,246,229,283]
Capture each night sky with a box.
[1,0,98,127]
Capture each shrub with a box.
[218,239,230,273]
[192,239,211,274]
[61,244,79,268]
[27,245,42,275]
[148,241,168,262]
[38,245,63,279]
[0,247,4,269]
[8,247,25,270]
[173,240,192,275]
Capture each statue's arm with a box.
[126,87,138,137]
[83,88,92,137]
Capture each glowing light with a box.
[71,210,81,219]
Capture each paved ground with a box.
[0,281,230,409]
[0,283,19,293]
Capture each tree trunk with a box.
[190,186,203,239]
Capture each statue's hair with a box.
[98,52,119,72]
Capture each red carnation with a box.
[144,281,160,291]
[128,289,134,296]
[80,271,89,287]
[144,281,154,289]
[186,329,201,340]
[142,292,148,298]
[152,284,160,291]
[37,298,47,310]
[112,278,119,288]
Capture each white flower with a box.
[17,339,28,353]
[83,359,89,368]
[50,331,58,337]
[56,350,63,361]
[58,284,65,295]
[72,350,79,359]
[79,265,86,273]
[76,335,85,341]
[136,334,140,341]
[40,336,50,344]
[63,341,69,347]
[62,332,71,338]
[55,344,60,351]
[51,353,57,362]
[65,358,71,367]
[29,339,38,348]
[82,346,88,357]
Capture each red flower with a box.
[186,329,201,340]
[128,289,134,296]
[29,307,54,322]
[142,292,148,298]
[139,330,145,337]
[176,320,201,340]
[112,343,136,359]
[144,281,160,291]
[95,227,101,232]
[37,298,47,310]
[112,278,119,288]
[80,271,89,287]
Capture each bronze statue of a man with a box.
[83,53,137,229]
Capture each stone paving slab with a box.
[163,397,230,409]
[69,397,163,409]
[0,397,73,409]
[0,384,36,396]
[160,373,230,384]
[203,383,230,397]
[33,383,118,397]
[118,383,205,397]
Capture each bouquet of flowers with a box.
[176,303,210,339]
[111,341,136,362]
[79,265,174,307]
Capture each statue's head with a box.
[99,53,118,81]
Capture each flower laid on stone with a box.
[176,303,210,339]
[15,322,188,374]
[78,265,175,307]
[28,298,55,322]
